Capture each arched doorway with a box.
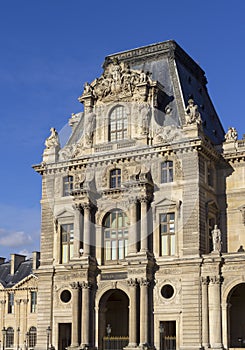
[228,283,245,347]
[98,289,129,350]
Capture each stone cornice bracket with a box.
[70,282,80,290]
[127,278,138,287]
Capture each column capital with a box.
[0,300,6,304]
[70,282,80,290]
[138,277,150,287]
[201,276,209,285]
[138,195,149,204]
[22,299,29,304]
[127,278,138,287]
[72,203,82,211]
[80,281,91,289]
[129,196,138,205]
[209,275,222,285]
[15,299,22,305]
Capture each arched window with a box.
[29,327,37,348]
[6,327,14,348]
[110,169,121,188]
[103,209,129,262]
[109,106,127,141]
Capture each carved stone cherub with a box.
[45,128,60,149]
[185,98,202,125]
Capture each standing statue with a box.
[212,224,222,253]
[84,111,96,145]
[185,99,202,125]
[45,128,60,149]
[225,127,238,142]
[139,104,151,134]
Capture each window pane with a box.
[62,245,68,263]
[118,240,124,259]
[111,241,117,260]
[171,236,175,255]
[161,236,168,256]
[105,241,111,260]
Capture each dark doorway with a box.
[228,283,245,347]
[159,321,176,350]
[58,323,71,350]
[99,289,129,350]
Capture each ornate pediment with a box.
[78,58,163,106]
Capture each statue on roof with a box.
[225,127,238,142]
[185,98,202,125]
[45,128,60,149]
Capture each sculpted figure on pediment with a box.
[81,58,154,104]
[45,128,60,149]
[225,127,238,142]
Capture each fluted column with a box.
[201,277,210,348]
[128,198,138,254]
[139,278,149,345]
[209,276,223,349]
[128,278,138,346]
[80,282,91,347]
[70,282,80,347]
[82,204,91,256]
[73,205,82,259]
[0,300,6,329]
[140,198,148,252]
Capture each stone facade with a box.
[0,253,39,349]
[5,40,244,350]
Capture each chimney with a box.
[0,257,5,265]
[10,254,26,275]
[32,251,40,270]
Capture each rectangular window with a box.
[207,166,214,187]
[8,293,14,314]
[61,224,74,263]
[160,213,175,256]
[161,161,173,183]
[63,176,73,196]
[30,291,37,313]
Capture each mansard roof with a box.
[0,258,36,288]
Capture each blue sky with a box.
[0,0,244,259]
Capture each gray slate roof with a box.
[0,259,34,288]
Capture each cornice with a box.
[33,136,225,175]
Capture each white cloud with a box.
[0,229,33,248]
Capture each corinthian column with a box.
[140,198,148,252]
[208,276,223,349]
[70,282,80,347]
[80,282,91,348]
[127,278,138,346]
[201,277,210,348]
[128,198,138,255]
[82,203,91,256]
[139,278,149,345]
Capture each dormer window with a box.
[63,176,73,196]
[109,106,127,141]
[110,169,121,188]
